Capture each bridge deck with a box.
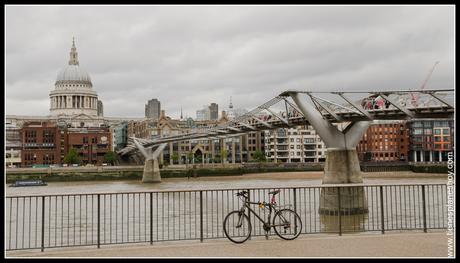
[119,89,454,156]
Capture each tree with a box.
[220,149,228,163]
[213,155,221,163]
[63,148,81,164]
[253,150,267,163]
[104,151,117,165]
[187,152,194,164]
[171,153,180,164]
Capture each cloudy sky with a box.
[5,5,455,118]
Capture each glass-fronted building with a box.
[408,119,454,162]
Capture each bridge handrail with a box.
[5,182,449,198]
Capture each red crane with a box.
[410,61,440,107]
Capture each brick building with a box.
[20,121,64,167]
[19,121,112,167]
[357,121,409,162]
[127,119,151,139]
[66,127,112,165]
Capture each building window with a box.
[434,129,441,135]
[443,129,449,135]
[413,129,423,135]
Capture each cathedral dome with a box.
[54,38,92,85]
[56,65,92,84]
[50,38,99,117]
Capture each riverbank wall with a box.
[5,162,447,183]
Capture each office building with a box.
[145,98,161,119]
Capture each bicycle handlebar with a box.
[236,190,280,196]
[236,191,248,197]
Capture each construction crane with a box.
[410,61,440,107]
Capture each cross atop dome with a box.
[69,37,79,66]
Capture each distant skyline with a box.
[6,5,454,118]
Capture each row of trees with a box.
[63,148,117,165]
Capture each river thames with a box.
[6,171,447,196]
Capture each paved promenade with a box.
[7,231,450,258]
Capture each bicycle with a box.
[223,189,302,244]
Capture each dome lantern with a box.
[69,37,79,66]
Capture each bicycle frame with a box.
[237,198,286,229]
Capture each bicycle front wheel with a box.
[273,209,302,240]
[223,210,252,244]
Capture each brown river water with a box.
[6,171,447,196]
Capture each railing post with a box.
[337,187,342,236]
[247,189,251,240]
[293,188,297,213]
[421,185,427,233]
[97,194,100,248]
[41,196,45,252]
[150,192,153,244]
[380,186,385,234]
[200,191,203,242]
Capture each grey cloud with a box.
[6,5,454,117]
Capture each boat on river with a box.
[9,180,48,187]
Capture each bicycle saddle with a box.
[268,190,280,195]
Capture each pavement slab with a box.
[6,231,452,258]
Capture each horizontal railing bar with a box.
[280,89,454,95]
[5,183,449,198]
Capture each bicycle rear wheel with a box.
[223,210,252,243]
[273,209,302,240]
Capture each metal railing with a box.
[5,183,449,251]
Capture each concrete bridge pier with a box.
[289,92,371,215]
[319,148,369,215]
[142,158,161,183]
[132,138,167,183]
